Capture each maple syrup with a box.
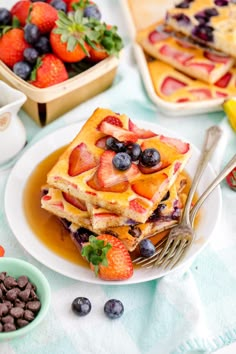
[23,146,87,268]
[23,148,199,268]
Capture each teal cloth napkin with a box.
[1,1,236,353]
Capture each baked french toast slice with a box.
[47,108,191,223]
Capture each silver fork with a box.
[133,125,223,269]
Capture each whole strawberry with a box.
[0,28,30,68]
[30,53,68,88]
[50,9,123,63]
[50,9,95,62]
[81,234,133,281]
[226,168,236,191]
[29,2,58,34]
[10,0,31,26]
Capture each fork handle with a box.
[182,125,223,222]
[190,153,236,223]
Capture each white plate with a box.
[121,0,225,117]
[4,121,222,285]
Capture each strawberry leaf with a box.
[81,235,112,276]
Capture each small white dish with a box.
[0,81,27,166]
[4,120,222,285]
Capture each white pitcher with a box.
[0,81,27,165]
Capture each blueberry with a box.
[126,143,141,162]
[161,191,170,201]
[23,48,39,65]
[173,13,191,25]
[112,152,132,171]
[84,5,101,20]
[73,227,93,246]
[50,0,67,12]
[176,0,194,7]
[205,8,218,17]
[104,299,124,319]
[13,61,32,80]
[24,23,41,45]
[172,207,181,220]
[140,148,160,167]
[192,25,214,42]
[34,36,51,54]
[214,0,228,6]
[139,239,156,258]
[0,8,12,25]
[194,12,209,24]
[72,297,91,316]
[106,137,126,152]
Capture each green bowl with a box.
[0,257,51,341]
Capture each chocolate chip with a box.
[24,310,34,322]
[4,276,18,289]
[0,303,8,317]
[26,301,41,313]
[6,288,20,302]
[18,289,31,302]
[17,276,29,289]
[17,319,29,328]
[30,289,39,301]
[10,307,24,319]
[15,299,25,309]
[0,322,2,332]
[0,272,7,282]
[3,323,16,332]
[2,315,14,324]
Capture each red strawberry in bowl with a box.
[0,28,30,69]
[30,54,68,88]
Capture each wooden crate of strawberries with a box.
[0,0,123,126]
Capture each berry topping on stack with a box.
[41,107,191,281]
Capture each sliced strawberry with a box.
[188,88,212,100]
[131,173,168,200]
[87,172,129,193]
[95,136,108,149]
[97,150,140,187]
[129,199,148,214]
[99,121,138,143]
[161,76,187,96]
[174,161,182,173]
[215,91,228,98]
[215,72,232,88]
[62,192,87,211]
[97,115,123,130]
[159,44,194,64]
[185,61,215,74]
[68,142,98,177]
[42,195,51,201]
[204,51,230,64]
[128,119,157,139]
[159,136,190,154]
[175,39,196,49]
[51,201,64,210]
[148,29,169,44]
[177,98,190,103]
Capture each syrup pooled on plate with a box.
[23,147,197,267]
[23,146,87,267]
